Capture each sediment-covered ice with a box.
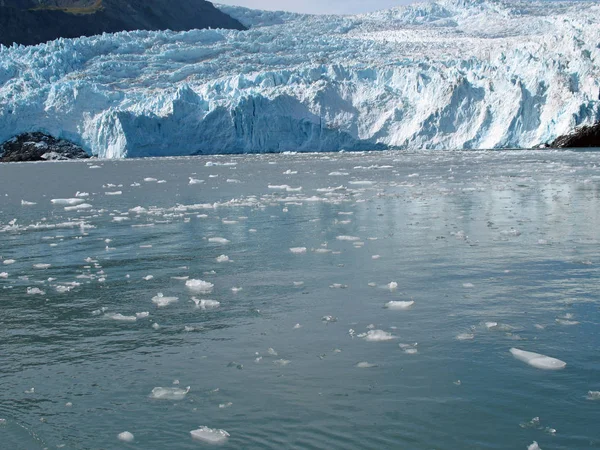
[510,348,566,370]
[150,386,190,400]
[190,427,230,444]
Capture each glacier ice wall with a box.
[0,0,599,158]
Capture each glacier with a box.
[0,0,599,158]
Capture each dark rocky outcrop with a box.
[550,122,600,149]
[0,0,246,47]
[0,132,90,162]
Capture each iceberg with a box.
[0,0,599,158]
[510,348,567,370]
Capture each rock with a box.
[550,122,600,148]
[0,132,90,162]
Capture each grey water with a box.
[0,150,599,450]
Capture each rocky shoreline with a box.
[550,122,600,149]
[0,132,90,162]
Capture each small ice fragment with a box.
[329,283,347,289]
[208,237,230,244]
[186,279,214,293]
[65,402,72,407]
[463,283,474,288]
[192,297,220,309]
[274,359,291,366]
[231,287,242,293]
[75,192,89,197]
[336,235,360,241]
[144,177,157,182]
[105,313,137,322]
[152,293,178,307]
[27,287,45,295]
[293,281,304,286]
[33,263,51,269]
[117,432,134,443]
[143,275,154,281]
[385,301,414,310]
[3,259,16,265]
[267,348,278,356]
[586,391,600,400]
[216,255,229,263]
[322,315,337,323]
[555,318,579,326]
[362,330,395,342]
[173,379,180,385]
[219,402,233,409]
[51,198,84,205]
[293,323,302,329]
[21,200,37,206]
[105,191,122,196]
[152,323,160,330]
[510,348,566,370]
[372,255,381,260]
[355,362,378,368]
[190,427,229,444]
[189,177,204,185]
[24,387,35,394]
[485,322,498,329]
[0,272,8,278]
[136,312,150,319]
[387,282,398,290]
[456,333,475,341]
[290,247,307,254]
[527,442,541,450]
[149,386,190,400]
[399,343,418,354]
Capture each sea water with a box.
[0,150,599,449]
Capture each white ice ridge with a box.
[1,0,599,158]
[510,348,567,370]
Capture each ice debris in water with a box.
[355,362,378,368]
[361,330,395,342]
[152,293,179,307]
[189,177,204,184]
[208,237,230,244]
[293,323,302,329]
[399,343,418,354]
[527,442,541,450]
[117,432,134,443]
[385,300,414,310]
[231,287,242,293]
[586,391,600,400]
[143,275,154,281]
[510,348,566,370]
[51,198,84,206]
[152,323,160,330]
[290,247,307,254]
[219,402,233,409]
[0,272,8,278]
[27,287,45,295]
[274,359,291,366]
[136,312,150,319]
[190,427,230,444]
[456,333,475,341]
[21,200,37,205]
[186,279,214,293]
[3,259,16,265]
[105,313,137,322]
[192,297,220,309]
[387,282,398,290]
[463,283,474,288]
[150,386,190,400]
[322,315,337,323]
[216,255,229,263]
[336,235,360,242]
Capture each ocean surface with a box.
[0,150,599,449]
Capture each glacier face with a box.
[0,0,599,158]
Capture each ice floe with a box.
[510,348,566,370]
[149,386,190,400]
[26,287,45,295]
[186,279,214,293]
[51,198,84,205]
[208,237,230,244]
[192,298,220,309]
[290,247,307,254]
[105,313,137,322]
[361,330,395,342]
[385,300,414,310]
[586,391,600,400]
[152,293,179,307]
[190,427,229,444]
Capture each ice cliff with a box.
[0,0,599,158]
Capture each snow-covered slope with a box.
[0,0,599,157]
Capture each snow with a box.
[1,0,598,158]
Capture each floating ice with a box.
[51,198,84,205]
[152,293,179,307]
[143,178,157,182]
[105,313,137,322]
[0,272,8,278]
[456,333,475,341]
[231,287,242,293]
[105,191,122,196]
[399,343,418,354]
[192,297,220,309]
[216,255,229,263]
[336,235,360,241]
[322,315,337,323]
[510,348,566,370]
[3,259,15,265]
[372,255,381,260]
[555,318,579,326]
[290,247,307,254]
[189,177,204,184]
[329,284,347,289]
[387,282,398,291]
[150,386,190,400]
[385,300,414,310]
[293,323,302,329]
[274,359,291,366]
[355,362,378,368]
[586,391,600,400]
[267,348,278,356]
[208,237,230,244]
[75,192,89,197]
[527,442,541,450]
[21,200,36,206]
[26,287,45,295]
[219,402,233,409]
[463,283,475,288]
[362,330,395,342]
[348,181,374,186]
[186,279,214,293]
[33,263,51,269]
[152,323,160,330]
[190,427,229,444]
[117,432,134,443]
[136,312,150,319]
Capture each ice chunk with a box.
[189,177,204,184]
[527,442,541,450]
[0,272,8,278]
[355,362,378,368]
[208,237,230,244]
[274,359,291,366]
[510,348,566,370]
[143,275,154,281]
[190,427,229,444]
[267,348,278,356]
[290,247,307,254]
[336,235,360,241]
[51,198,84,205]
[105,191,122,196]
[136,312,150,319]
[399,343,418,354]
[33,263,51,269]
[219,402,233,409]
[456,333,475,341]
[216,255,229,263]
[231,287,242,293]
[362,330,395,342]
[150,386,190,400]
[192,297,220,309]
[463,283,475,288]
[385,300,414,310]
[105,313,137,322]
[117,432,134,443]
[21,200,37,206]
[387,282,398,290]
[152,293,179,307]
[27,287,45,295]
[586,391,600,400]
[3,259,16,265]
[186,279,214,293]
